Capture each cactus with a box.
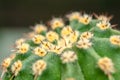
[1,12,120,80]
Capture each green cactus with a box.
[1,12,120,80]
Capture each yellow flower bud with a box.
[110,35,120,46]
[15,38,25,46]
[80,31,93,40]
[61,51,77,63]
[50,18,64,30]
[34,47,47,57]
[61,26,73,38]
[32,35,45,44]
[11,60,22,76]
[98,57,115,75]
[67,12,81,21]
[17,43,29,54]
[34,24,47,33]
[32,60,47,75]
[97,21,111,30]
[77,39,92,49]
[46,31,59,42]
[79,14,92,25]
[2,58,11,69]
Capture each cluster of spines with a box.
[1,11,120,80]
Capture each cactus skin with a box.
[1,12,120,80]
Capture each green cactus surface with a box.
[1,12,120,80]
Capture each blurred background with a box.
[0,0,120,74]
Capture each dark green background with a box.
[0,0,120,74]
